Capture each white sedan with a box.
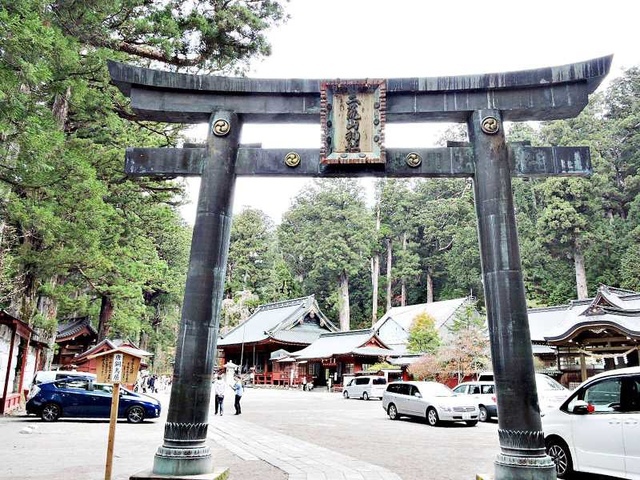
[382,381,479,426]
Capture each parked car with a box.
[31,370,96,386]
[342,375,387,400]
[536,373,571,412]
[382,381,479,426]
[26,376,161,423]
[452,381,497,422]
[542,366,640,479]
[475,372,570,413]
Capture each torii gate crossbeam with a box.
[110,55,612,480]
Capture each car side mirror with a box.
[572,400,591,414]
[414,392,422,398]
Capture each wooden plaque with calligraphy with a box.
[94,352,141,385]
[320,80,386,164]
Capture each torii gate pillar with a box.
[470,109,554,478]
[146,111,240,478]
[110,55,612,480]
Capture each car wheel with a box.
[478,406,488,422]
[546,437,573,479]
[126,405,145,423]
[387,403,399,420]
[426,407,439,426]
[343,390,349,399]
[41,403,60,422]
[465,420,478,427]
[363,392,369,401]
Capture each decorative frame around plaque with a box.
[320,79,386,164]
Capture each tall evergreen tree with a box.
[278,179,375,330]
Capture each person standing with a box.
[213,375,226,416]
[233,376,243,415]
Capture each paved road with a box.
[232,387,499,480]
[2,386,621,480]
[0,387,501,480]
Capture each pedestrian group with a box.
[213,374,244,416]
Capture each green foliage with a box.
[0,0,286,356]
[277,179,375,327]
[366,362,396,372]
[226,207,277,301]
[407,312,440,354]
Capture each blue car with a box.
[26,376,161,423]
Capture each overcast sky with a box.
[181,0,640,224]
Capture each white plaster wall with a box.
[0,324,18,393]
[25,345,39,388]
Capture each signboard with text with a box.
[95,352,140,385]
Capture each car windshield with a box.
[94,384,113,394]
[536,374,566,391]
[419,383,453,397]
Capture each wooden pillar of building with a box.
[580,352,588,381]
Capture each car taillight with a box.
[492,395,496,403]
[27,385,40,400]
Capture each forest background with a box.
[1,1,639,372]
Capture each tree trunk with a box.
[371,256,379,325]
[338,270,350,331]
[37,277,59,370]
[371,205,380,325]
[98,295,114,341]
[574,247,588,299]
[426,268,434,303]
[52,86,71,129]
[400,232,407,306]
[386,238,392,311]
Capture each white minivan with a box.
[543,366,640,479]
[342,375,387,400]
[477,372,569,413]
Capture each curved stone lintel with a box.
[108,56,611,96]
[108,56,612,124]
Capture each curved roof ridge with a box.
[528,305,569,313]
[259,295,312,312]
[319,328,374,338]
[545,319,640,344]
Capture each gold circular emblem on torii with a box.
[405,152,422,168]
[481,116,500,135]
[212,119,231,136]
[284,152,301,168]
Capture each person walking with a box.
[233,376,244,415]
[213,375,226,416]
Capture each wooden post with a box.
[104,382,121,480]
[1,329,16,414]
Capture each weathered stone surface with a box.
[108,56,611,123]
[125,145,590,178]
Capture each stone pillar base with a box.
[493,453,556,480]
[148,445,215,477]
[130,467,229,480]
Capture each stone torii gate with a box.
[109,55,611,480]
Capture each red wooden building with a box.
[292,329,394,390]
[217,296,338,385]
[0,311,48,413]
[53,317,98,368]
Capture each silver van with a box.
[342,375,387,400]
